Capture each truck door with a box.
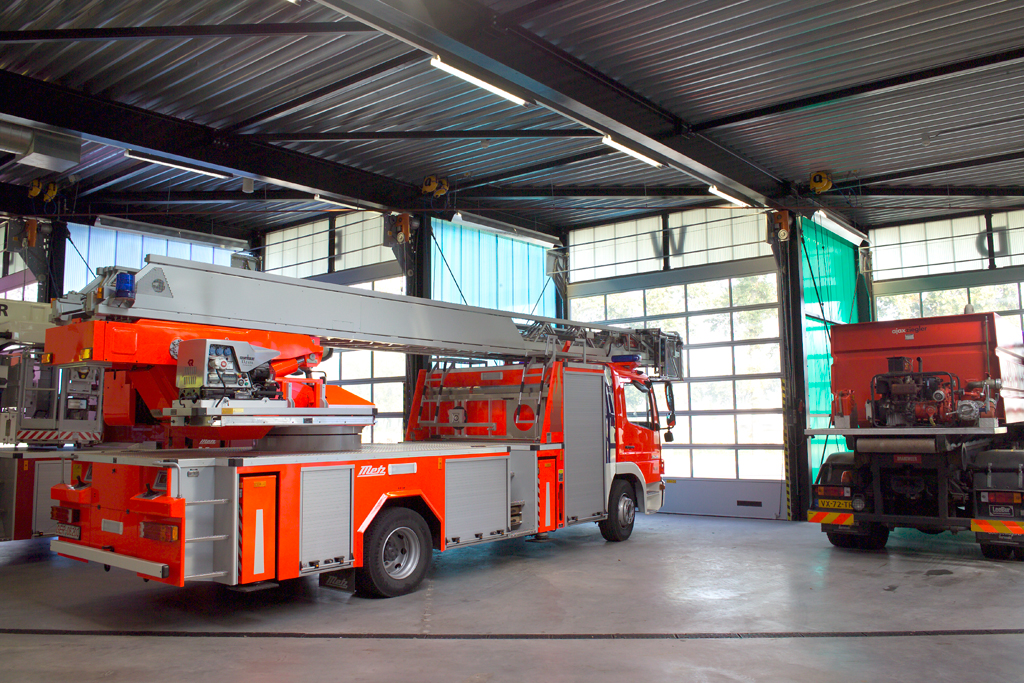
[562,368,609,523]
[239,474,277,583]
[618,377,657,466]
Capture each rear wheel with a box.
[826,531,856,548]
[356,507,431,597]
[599,479,637,542]
[980,543,1014,560]
[853,523,889,550]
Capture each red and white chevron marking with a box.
[17,430,102,443]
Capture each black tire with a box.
[599,479,637,542]
[355,507,431,598]
[854,523,890,550]
[826,531,855,548]
[980,543,1014,560]
[1013,547,1024,561]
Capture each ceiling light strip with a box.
[123,150,232,179]
[707,185,751,207]
[600,135,663,168]
[430,56,528,107]
[314,194,357,209]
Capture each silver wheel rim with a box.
[618,493,635,526]
[381,525,422,580]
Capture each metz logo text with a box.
[358,465,387,477]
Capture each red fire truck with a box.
[44,257,681,596]
[807,312,1024,558]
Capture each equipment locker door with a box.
[239,474,277,583]
[562,369,609,523]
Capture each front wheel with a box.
[599,479,637,542]
[356,507,432,597]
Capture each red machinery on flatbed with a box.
[807,312,1024,558]
[44,257,681,595]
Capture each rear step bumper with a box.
[51,539,170,579]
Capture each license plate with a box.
[818,499,852,510]
[56,523,81,540]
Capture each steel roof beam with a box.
[457,149,615,191]
[245,129,600,141]
[866,207,1024,231]
[0,70,418,211]
[221,51,424,134]
[314,0,784,205]
[91,190,314,204]
[835,186,1024,197]
[0,23,374,43]
[818,150,1024,192]
[460,186,708,198]
[693,45,1024,132]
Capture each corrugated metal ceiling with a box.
[1,0,1023,239]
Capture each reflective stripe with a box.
[807,511,854,525]
[971,519,1024,534]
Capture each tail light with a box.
[840,470,854,484]
[51,506,80,524]
[816,485,851,498]
[139,522,179,542]
[980,492,1022,504]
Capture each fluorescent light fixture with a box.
[95,215,248,250]
[811,210,868,246]
[707,185,751,208]
[430,56,528,107]
[314,194,357,210]
[601,135,662,168]
[123,149,232,179]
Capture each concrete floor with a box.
[2,514,1023,682]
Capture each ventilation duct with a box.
[0,123,81,172]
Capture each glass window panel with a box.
[570,295,605,322]
[688,313,731,343]
[671,381,688,411]
[734,344,780,375]
[662,449,690,478]
[876,293,921,321]
[345,383,372,402]
[970,283,1020,312]
[373,382,404,414]
[649,317,686,345]
[736,378,782,409]
[731,273,777,306]
[738,450,785,480]
[340,350,372,380]
[645,285,686,316]
[372,417,405,444]
[373,351,405,378]
[692,449,737,479]
[689,347,732,377]
[314,356,340,382]
[691,415,735,444]
[686,279,730,311]
[737,414,784,444]
[689,381,733,410]
[605,290,643,320]
[733,309,779,340]
[922,288,968,317]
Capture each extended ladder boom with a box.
[53,256,682,378]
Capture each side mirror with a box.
[665,383,677,428]
[664,430,674,443]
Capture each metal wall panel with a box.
[562,371,608,522]
[299,465,353,570]
[444,456,509,545]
